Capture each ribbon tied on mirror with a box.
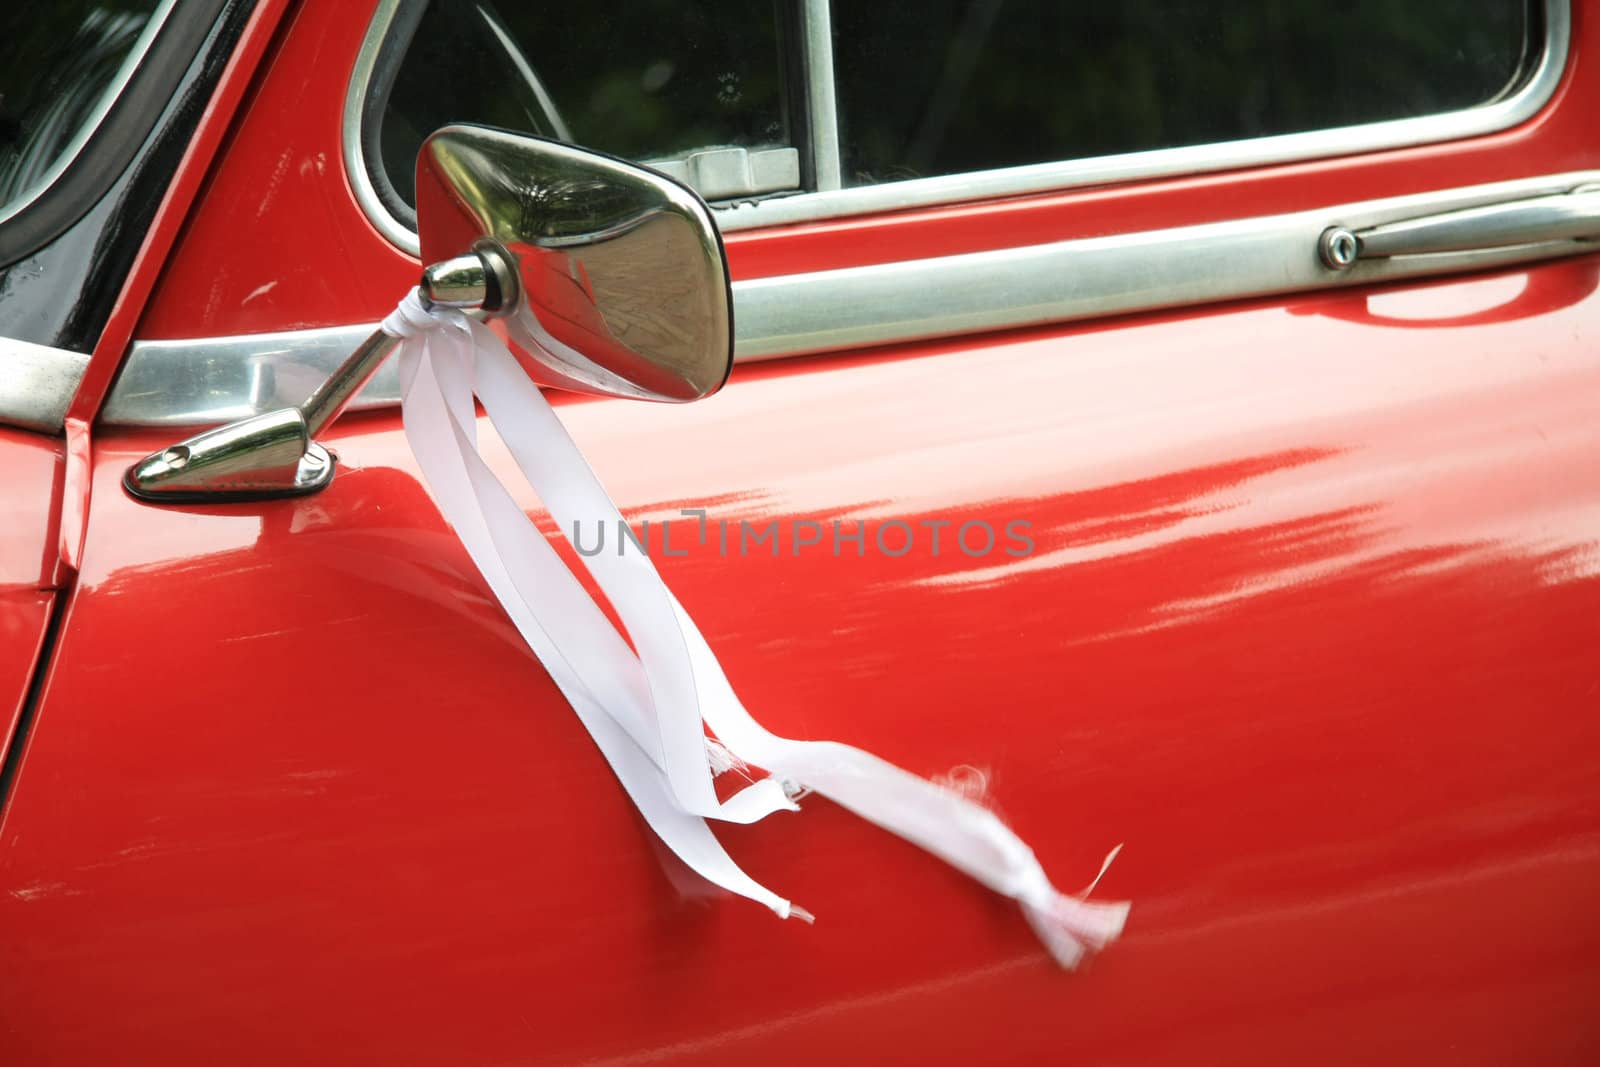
[383,289,1129,969]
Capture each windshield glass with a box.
[0,0,166,220]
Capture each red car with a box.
[2,1,1597,1062]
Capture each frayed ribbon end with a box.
[1023,895,1131,970]
[1019,845,1131,969]
[776,901,816,924]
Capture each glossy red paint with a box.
[0,427,61,589]
[0,589,53,775]
[134,4,1600,341]
[4,260,1599,1062]
[52,416,90,584]
[0,427,62,786]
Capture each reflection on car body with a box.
[0,1,1597,1062]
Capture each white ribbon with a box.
[386,289,1129,967]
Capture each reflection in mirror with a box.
[417,124,734,402]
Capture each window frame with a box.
[346,0,1569,254]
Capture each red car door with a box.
[3,1,1597,1063]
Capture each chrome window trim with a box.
[104,170,1600,428]
[0,0,179,229]
[342,1,417,253]
[800,0,842,193]
[344,0,1569,250]
[0,340,91,434]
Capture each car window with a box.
[369,0,803,228]
[832,1,1535,185]
[0,0,166,220]
[366,0,1543,216]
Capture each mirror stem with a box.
[124,245,519,503]
[301,250,507,437]
[298,328,403,440]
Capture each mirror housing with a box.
[126,125,734,503]
[417,125,733,402]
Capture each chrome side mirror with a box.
[125,124,734,502]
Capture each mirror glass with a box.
[415,123,734,402]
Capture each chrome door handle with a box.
[1319,185,1600,270]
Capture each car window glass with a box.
[378,0,796,212]
[0,1,164,216]
[375,0,1538,206]
[833,1,1534,186]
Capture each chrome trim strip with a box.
[103,322,391,428]
[103,171,1600,428]
[0,0,179,228]
[736,171,1600,359]
[801,0,842,192]
[0,340,91,434]
[342,0,419,255]
[345,1,1569,245]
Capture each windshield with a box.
[0,0,167,221]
